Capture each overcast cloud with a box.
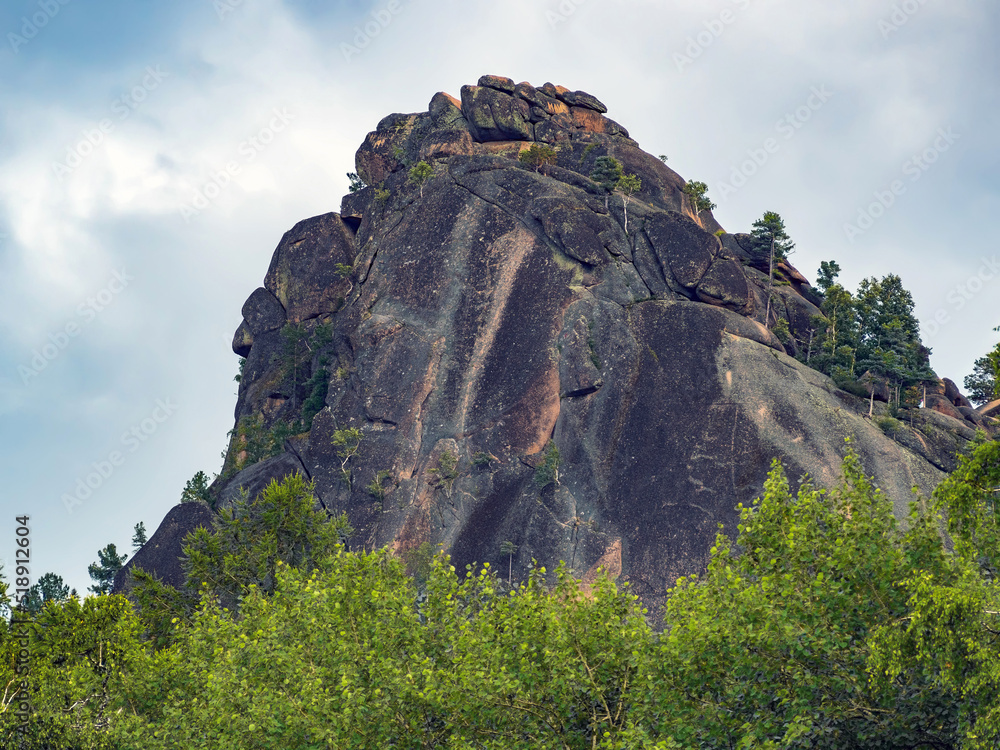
[0,0,996,595]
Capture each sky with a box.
[0,0,997,597]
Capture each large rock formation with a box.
[133,76,989,611]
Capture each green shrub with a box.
[534,440,561,488]
[875,415,904,435]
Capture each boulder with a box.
[943,378,972,408]
[264,213,355,323]
[977,399,1000,419]
[232,321,253,357]
[926,393,966,421]
[112,502,215,596]
[460,85,532,142]
[477,74,516,93]
[241,287,285,336]
[644,212,720,288]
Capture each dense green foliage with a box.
[964,338,1000,406]
[19,572,71,614]
[518,143,558,172]
[751,210,795,262]
[4,441,1000,748]
[87,544,128,596]
[805,263,934,405]
[179,470,211,504]
[682,179,715,216]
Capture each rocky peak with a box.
[126,77,993,612]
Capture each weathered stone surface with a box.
[978,399,1000,419]
[943,378,973,408]
[696,258,753,313]
[477,74,515,93]
[241,287,285,336]
[528,197,621,266]
[644,211,720,288]
[958,405,984,427]
[264,213,355,323]
[355,112,432,186]
[926,393,966,421]
[112,502,215,596]
[420,128,474,160]
[460,85,532,142]
[138,77,980,616]
[428,91,467,129]
[566,90,608,113]
[232,320,253,357]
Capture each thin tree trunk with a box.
[765,237,775,325]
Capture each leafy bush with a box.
[534,440,561,488]
[518,143,558,172]
[875,415,904,435]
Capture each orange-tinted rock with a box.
[926,393,966,421]
[421,129,474,160]
[943,377,972,408]
[477,74,515,93]
[978,399,1000,419]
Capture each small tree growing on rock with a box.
[682,180,715,217]
[408,160,434,197]
[518,143,558,173]
[590,156,623,210]
[616,173,641,233]
[751,211,795,324]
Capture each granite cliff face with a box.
[122,76,995,608]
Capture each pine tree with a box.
[181,471,211,503]
[21,572,71,613]
[408,161,433,197]
[131,522,148,552]
[750,211,795,323]
[590,156,623,210]
[854,275,933,409]
[816,260,841,294]
[87,544,128,596]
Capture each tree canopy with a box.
[6,441,1000,747]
